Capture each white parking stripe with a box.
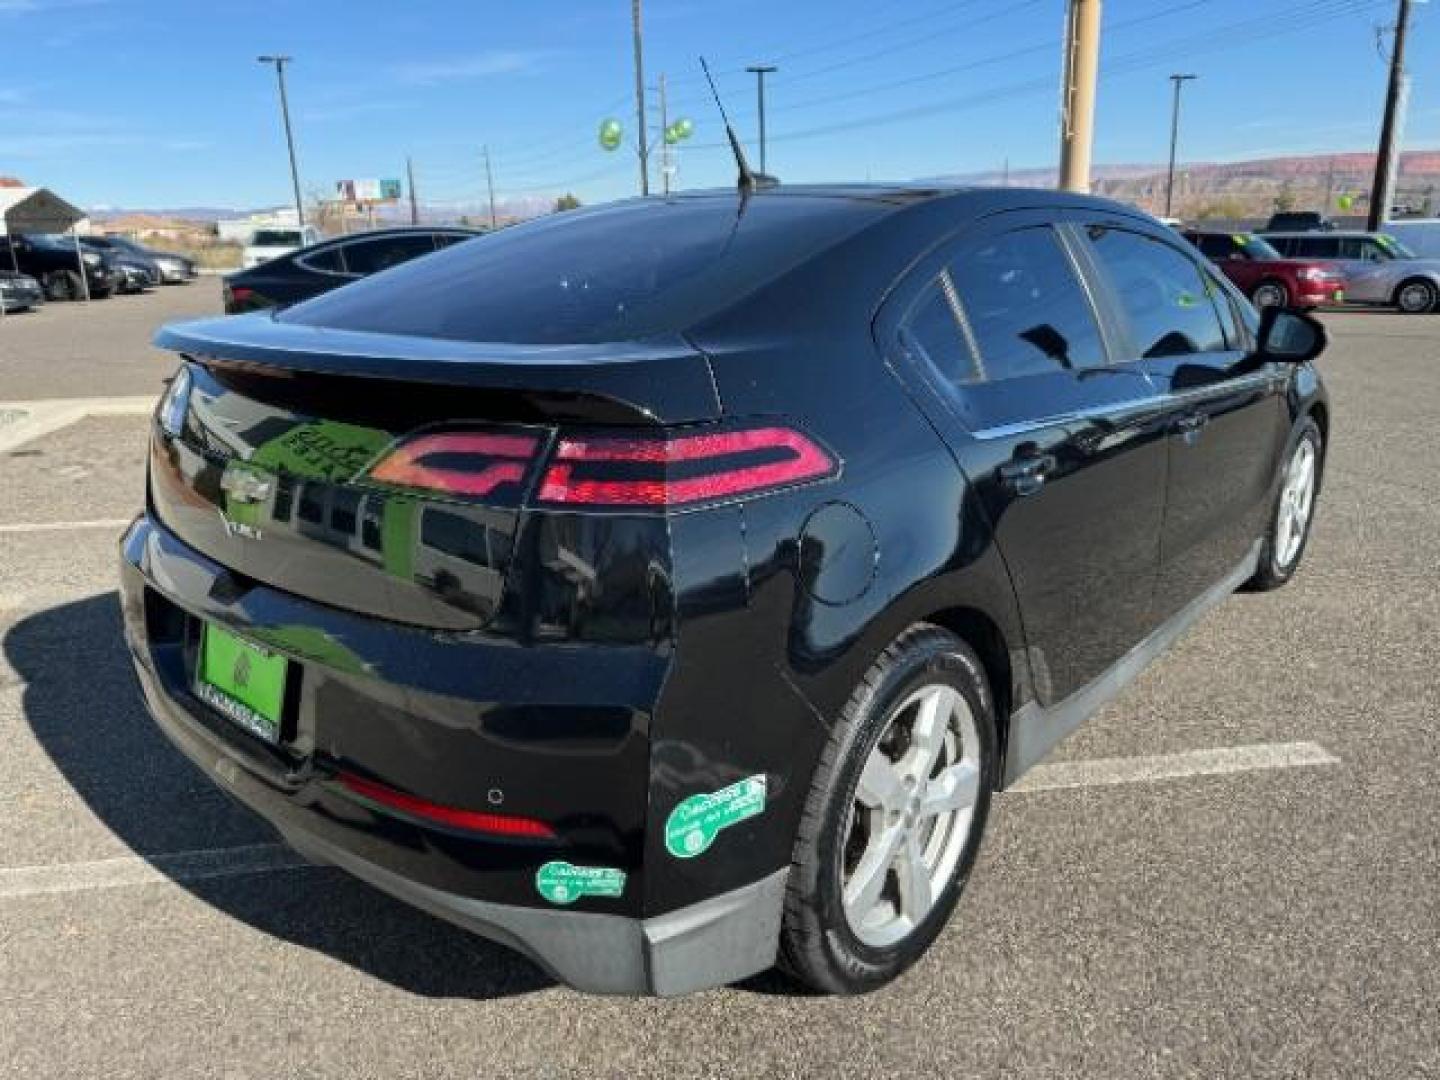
[1011,741,1340,793]
[0,743,1341,900]
[0,519,133,534]
[0,844,313,899]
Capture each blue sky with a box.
[0,0,1435,211]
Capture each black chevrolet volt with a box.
[122,185,1328,996]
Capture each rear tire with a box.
[44,270,80,302]
[778,625,998,994]
[1394,278,1437,314]
[1247,417,1323,591]
[1251,280,1289,309]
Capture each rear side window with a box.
[904,226,1105,387]
[1084,226,1228,358]
[431,232,473,250]
[297,245,345,274]
[340,233,439,276]
[1194,234,1234,259]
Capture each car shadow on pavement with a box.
[6,592,552,1000]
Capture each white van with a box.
[242,225,322,269]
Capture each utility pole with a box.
[1368,0,1412,231]
[406,156,419,226]
[631,0,650,195]
[746,64,777,175]
[658,73,671,195]
[483,145,497,230]
[1058,0,1102,192]
[257,54,305,228]
[1164,74,1197,218]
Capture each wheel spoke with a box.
[909,686,955,778]
[895,834,933,922]
[843,822,904,917]
[856,753,906,812]
[921,759,980,817]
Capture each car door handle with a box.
[998,454,1056,496]
[1173,412,1209,435]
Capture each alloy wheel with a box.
[1253,283,1287,308]
[841,683,981,949]
[1397,282,1435,313]
[1275,437,1317,569]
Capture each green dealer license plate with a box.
[195,624,288,743]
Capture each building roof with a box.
[0,187,85,233]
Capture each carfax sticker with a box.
[664,775,768,859]
[535,861,626,905]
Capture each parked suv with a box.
[0,233,117,300]
[125,188,1329,996]
[1261,230,1440,312]
[242,226,322,269]
[223,227,478,312]
[1182,229,1345,308]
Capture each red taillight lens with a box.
[366,431,541,499]
[538,425,837,508]
[227,285,252,306]
[337,772,557,839]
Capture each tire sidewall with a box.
[807,635,997,989]
[1267,420,1323,580]
[1396,279,1436,314]
[1253,281,1288,309]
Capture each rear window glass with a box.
[252,230,303,246]
[280,196,885,345]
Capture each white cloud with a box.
[389,50,550,87]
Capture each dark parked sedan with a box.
[222,226,477,312]
[123,186,1328,996]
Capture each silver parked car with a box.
[1261,230,1440,313]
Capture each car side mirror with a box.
[1257,306,1326,363]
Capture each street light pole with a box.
[257,54,305,228]
[1165,73,1197,218]
[746,64,777,176]
[1058,0,1102,193]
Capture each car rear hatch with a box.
[149,314,720,632]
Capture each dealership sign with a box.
[336,178,402,203]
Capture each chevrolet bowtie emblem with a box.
[220,464,274,505]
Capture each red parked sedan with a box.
[1183,230,1345,309]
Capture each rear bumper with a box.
[118,513,785,994]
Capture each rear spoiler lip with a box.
[154,314,721,424]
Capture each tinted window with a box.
[1193,234,1233,259]
[431,231,473,250]
[1085,226,1227,358]
[944,226,1105,380]
[899,280,981,387]
[298,245,345,273]
[280,197,886,344]
[1293,236,1338,258]
[340,233,439,276]
[252,230,302,246]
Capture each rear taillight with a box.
[337,771,557,839]
[537,426,837,508]
[366,431,541,498]
[363,423,836,509]
[225,284,253,309]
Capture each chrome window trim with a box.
[968,369,1278,441]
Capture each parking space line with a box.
[1010,741,1340,793]
[0,743,1341,900]
[0,519,133,534]
[0,843,313,899]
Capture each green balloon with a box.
[673,117,694,140]
[599,118,623,151]
[664,123,681,145]
[1337,193,1355,211]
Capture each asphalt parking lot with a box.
[1,291,1437,1078]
